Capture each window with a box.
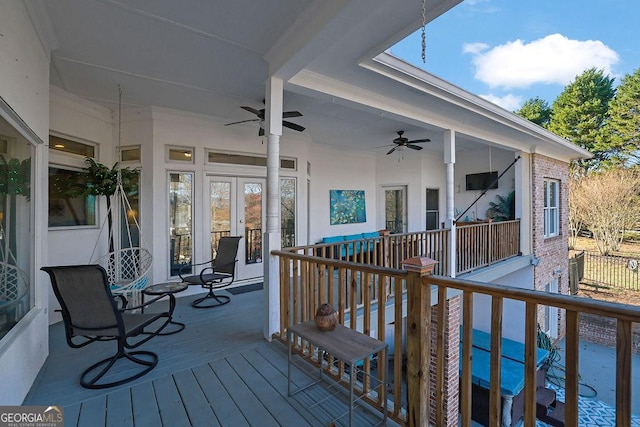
[120,145,141,162]
[206,150,297,169]
[0,115,35,341]
[166,146,194,163]
[426,188,440,230]
[281,177,296,247]
[48,135,98,228]
[50,135,95,157]
[48,166,97,227]
[169,172,193,276]
[543,179,559,238]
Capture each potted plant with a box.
[485,190,515,222]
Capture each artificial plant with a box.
[485,190,515,222]
[76,158,139,253]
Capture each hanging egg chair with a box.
[90,178,152,307]
[89,86,152,307]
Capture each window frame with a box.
[543,179,560,238]
[47,134,100,230]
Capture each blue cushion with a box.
[344,233,365,241]
[322,235,345,243]
[362,231,380,252]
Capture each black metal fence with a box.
[572,250,640,291]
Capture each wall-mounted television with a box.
[466,171,498,191]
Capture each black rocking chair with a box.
[41,264,175,389]
[179,236,241,308]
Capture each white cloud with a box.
[479,93,523,111]
[462,42,489,55]
[464,34,619,89]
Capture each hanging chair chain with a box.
[421,0,427,63]
[117,84,123,185]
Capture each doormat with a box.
[226,283,263,295]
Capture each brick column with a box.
[403,257,460,427]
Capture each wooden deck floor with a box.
[24,288,391,427]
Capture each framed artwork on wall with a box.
[330,189,366,225]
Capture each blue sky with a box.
[391,0,639,112]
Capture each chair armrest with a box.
[178,259,215,281]
[114,294,128,310]
[199,260,237,281]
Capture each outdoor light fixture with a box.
[531,257,540,267]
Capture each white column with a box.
[443,130,457,278]
[264,77,283,340]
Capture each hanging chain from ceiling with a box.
[421,0,427,63]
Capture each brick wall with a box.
[531,154,570,339]
[429,295,461,427]
[579,313,640,354]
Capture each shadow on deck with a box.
[24,289,390,427]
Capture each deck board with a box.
[105,388,133,427]
[153,375,192,426]
[172,369,217,427]
[191,364,238,426]
[130,381,162,427]
[24,289,395,427]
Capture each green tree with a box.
[606,68,640,167]
[548,68,615,174]
[515,97,551,128]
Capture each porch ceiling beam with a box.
[264,0,350,80]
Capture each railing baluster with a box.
[616,319,632,427]
[435,284,447,426]
[489,296,503,427]
[524,302,538,426]
[460,291,473,427]
[565,310,579,427]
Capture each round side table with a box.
[143,282,188,335]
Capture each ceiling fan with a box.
[224,105,305,136]
[379,130,431,155]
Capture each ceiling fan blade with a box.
[408,138,431,144]
[240,106,262,116]
[282,111,303,118]
[283,121,305,132]
[407,144,423,151]
[224,118,260,126]
[386,147,396,155]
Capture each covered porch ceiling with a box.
[32,0,581,158]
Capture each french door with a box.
[208,176,265,281]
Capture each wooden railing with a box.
[457,220,520,274]
[284,229,450,275]
[272,249,640,426]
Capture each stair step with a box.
[538,401,565,427]
[537,386,557,406]
[536,386,557,418]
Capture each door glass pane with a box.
[281,178,296,248]
[210,182,231,258]
[244,182,262,264]
[426,188,439,230]
[169,173,193,276]
[385,189,404,234]
[121,173,139,249]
